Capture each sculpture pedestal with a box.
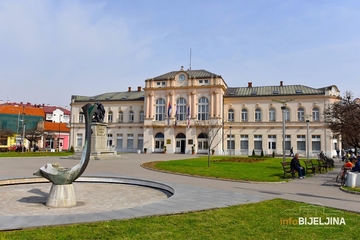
[90,122,116,158]
[46,184,76,207]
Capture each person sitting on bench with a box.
[291,153,306,179]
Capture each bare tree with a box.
[195,118,225,167]
[324,91,360,152]
[25,120,44,149]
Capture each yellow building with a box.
[70,67,341,157]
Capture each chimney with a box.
[280,81,283,87]
[128,87,131,92]
[137,86,142,91]
[248,82,252,88]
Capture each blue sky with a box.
[1,0,359,108]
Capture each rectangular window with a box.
[107,134,113,148]
[312,135,321,151]
[127,134,134,149]
[297,135,306,150]
[137,134,144,150]
[0,137,7,145]
[140,111,144,122]
[285,135,291,150]
[240,135,248,150]
[268,135,276,150]
[79,114,84,123]
[227,134,235,150]
[76,133,83,147]
[116,134,123,149]
[254,135,262,150]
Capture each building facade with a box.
[70,68,341,157]
[0,102,71,151]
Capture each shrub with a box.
[261,149,264,157]
[272,151,275,158]
[252,149,255,157]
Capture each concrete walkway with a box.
[0,154,358,230]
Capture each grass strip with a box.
[0,199,358,240]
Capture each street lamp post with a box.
[306,118,310,161]
[22,123,26,152]
[229,126,232,156]
[58,114,62,152]
[281,106,286,162]
[272,99,294,162]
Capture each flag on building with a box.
[187,105,190,128]
[167,102,172,126]
[174,105,179,126]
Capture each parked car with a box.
[9,145,26,152]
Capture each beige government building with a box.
[70,67,341,158]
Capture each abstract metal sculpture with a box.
[34,103,96,207]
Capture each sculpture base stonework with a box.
[46,184,76,207]
[90,122,116,158]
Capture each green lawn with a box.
[1,199,358,240]
[148,156,310,182]
[0,151,74,158]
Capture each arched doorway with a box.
[175,133,186,154]
[197,133,209,154]
[154,132,164,153]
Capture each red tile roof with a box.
[0,105,44,117]
[44,122,70,132]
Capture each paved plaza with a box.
[0,154,358,230]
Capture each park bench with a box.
[303,159,317,175]
[316,159,328,173]
[280,162,297,179]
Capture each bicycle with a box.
[336,167,352,186]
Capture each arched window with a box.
[176,98,187,121]
[284,108,290,122]
[269,108,276,122]
[312,107,320,122]
[198,97,209,120]
[297,107,305,121]
[129,110,134,122]
[118,111,123,123]
[241,109,248,122]
[228,109,234,122]
[154,132,164,152]
[255,108,262,122]
[107,111,113,123]
[155,98,166,121]
[139,110,144,122]
[176,133,186,138]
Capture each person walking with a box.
[289,147,294,157]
